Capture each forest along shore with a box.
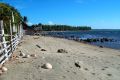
[0,35,120,80]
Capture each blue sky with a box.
[1,0,120,29]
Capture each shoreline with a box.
[43,35,120,51]
[0,35,120,80]
[41,30,120,50]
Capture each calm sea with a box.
[47,29,120,50]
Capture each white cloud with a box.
[48,21,54,25]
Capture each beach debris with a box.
[36,45,41,48]
[22,55,30,58]
[1,67,8,72]
[75,61,83,69]
[41,49,47,51]
[30,54,37,57]
[19,51,26,56]
[57,49,68,53]
[42,63,52,69]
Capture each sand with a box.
[0,35,120,80]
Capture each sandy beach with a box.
[0,35,120,80]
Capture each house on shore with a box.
[23,23,43,35]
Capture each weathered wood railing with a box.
[0,20,23,65]
[0,34,21,65]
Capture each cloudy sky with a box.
[1,0,120,29]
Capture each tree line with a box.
[0,3,27,33]
[31,23,92,31]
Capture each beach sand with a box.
[0,35,120,80]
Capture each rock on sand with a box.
[42,63,52,69]
[1,67,8,72]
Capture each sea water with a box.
[47,29,120,50]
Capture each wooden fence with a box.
[0,20,23,65]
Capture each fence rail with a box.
[0,20,23,65]
[0,34,21,65]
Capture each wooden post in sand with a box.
[0,20,8,58]
[9,20,13,53]
[12,12,16,33]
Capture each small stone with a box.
[23,55,30,58]
[107,74,112,76]
[19,51,26,56]
[41,49,46,51]
[99,46,104,48]
[2,67,8,72]
[84,68,89,71]
[92,73,95,75]
[42,63,52,69]
[36,45,41,48]
[57,49,68,53]
[101,68,105,70]
[75,61,83,68]
[30,54,37,57]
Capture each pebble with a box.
[41,49,47,51]
[107,74,112,76]
[57,49,68,53]
[75,61,83,68]
[19,51,26,56]
[23,55,30,58]
[30,54,37,57]
[36,45,41,48]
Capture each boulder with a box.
[42,63,52,69]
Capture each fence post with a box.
[0,20,8,58]
[20,23,23,39]
[10,20,13,53]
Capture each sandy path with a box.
[0,35,120,80]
